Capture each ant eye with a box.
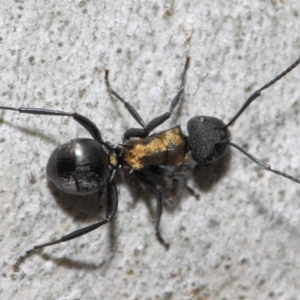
[206,154,215,162]
[214,143,224,153]
[214,144,221,151]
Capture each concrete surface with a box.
[0,1,300,299]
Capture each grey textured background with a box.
[1,1,300,299]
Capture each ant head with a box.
[186,56,300,184]
[187,116,230,164]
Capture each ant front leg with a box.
[105,57,190,140]
[134,171,170,250]
[148,166,200,200]
[0,106,104,145]
[13,180,118,271]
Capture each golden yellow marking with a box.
[123,126,187,169]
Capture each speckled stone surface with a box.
[1,1,300,299]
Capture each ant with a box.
[1,55,300,270]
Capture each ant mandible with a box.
[1,55,300,270]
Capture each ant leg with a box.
[141,57,190,135]
[149,166,200,200]
[105,57,190,139]
[148,165,180,179]
[134,171,169,250]
[13,180,118,271]
[0,106,103,144]
[105,70,146,130]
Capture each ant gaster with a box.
[1,55,300,269]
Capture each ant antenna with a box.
[225,56,300,128]
[228,142,300,183]
[225,56,300,183]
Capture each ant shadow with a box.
[0,119,59,145]
[192,150,232,193]
[124,151,231,236]
[3,118,231,270]
[35,150,230,270]
[47,172,124,246]
[33,181,120,270]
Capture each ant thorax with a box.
[121,126,188,169]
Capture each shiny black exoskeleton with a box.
[1,55,300,269]
[46,139,110,196]
[47,138,110,195]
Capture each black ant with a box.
[1,55,300,270]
